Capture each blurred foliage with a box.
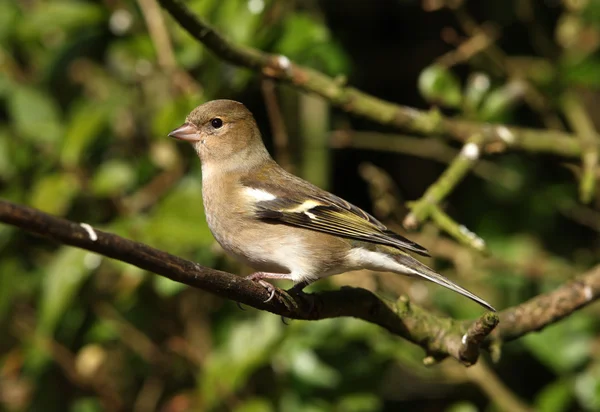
[0,0,599,411]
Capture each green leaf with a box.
[535,380,573,412]
[199,313,284,409]
[8,86,63,145]
[574,367,600,411]
[91,160,136,196]
[18,1,105,41]
[38,248,96,335]
[30,172,80,215]
[214,0,263,45]
[233,398,274,412]
[418,64,462,108]
[152,276,187,297]
[463,72,491,116]
[69,397,103,412]
[289,350,340,388]
[523,312,594,373]
[275,13,349,75]
[0,1,19,42]
[336,393,382,412]
[560,54,600,88]
[61,101,109,168]
[141,177,214,255]
[445,402,479,412]
[0,258,20,323]
[0,129,17,179]
[478,82,525,122]
[276,14,329,57]
[85,320,120,343]
[26,248,95,373]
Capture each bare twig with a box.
[496,271,600,342]
[332,130,521,189]
[0,199,494,365]
[562,92,599,203]
[459,313,499,364]
[428,206,486,252]
[137,0,201,94]
[156,0,594,157]
[437,28,497,68]
[2,200,600,365]
[465,359,533,412]
[451,6,564,131]
[261,79,292,171]
[403,134,486,249]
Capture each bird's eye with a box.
[210,118,223,129]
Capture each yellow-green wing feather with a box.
[242,167,430,257]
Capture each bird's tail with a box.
[391,252,495,312]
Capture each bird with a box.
[168,99,495,312]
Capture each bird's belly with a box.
[216,225,307,274]
[208,215,350,282]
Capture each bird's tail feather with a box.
[392,253,495,312]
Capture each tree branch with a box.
[1,199,493,365]
[403,135,483,226]
[157,0,596,158]
[2,199,600,366]
[562,92,599,203]
[331,130,521,189]
[496,269,600,341]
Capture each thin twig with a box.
[465,359,533,412]
[2,200,600,364]
[562,92,599,203]
[452,6,564,131]
[261,79,292,171]
[155,0,593,157]
[437,29,497,68]
[428,206,486,252]
[137,0,201,94]
[332,130,521,189]
[0,199,495,365]
[404,134,484,231]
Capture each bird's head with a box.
[169,99,268,166]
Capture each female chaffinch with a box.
[169,99,494,311]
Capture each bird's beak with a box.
[168,122,200,141]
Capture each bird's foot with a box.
[246,272,297,310]
[286,281,316,315]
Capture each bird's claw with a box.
[286,287,315,314]
[256,280,277,303]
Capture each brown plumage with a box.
[169,99,495,311]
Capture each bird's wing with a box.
[240,171,430,257]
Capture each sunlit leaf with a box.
[18,1,105,41]
[478,82,525,122]
[30,172,80,215]
[91,160,136,196]
[446,402,479,412]
[200,313,284,409]
[233,398,274,412]
[418,64,462,108]
[336,393,381,412]
[69,397,104,412]
[523,311,594,373]
[38,248,95,335]
[574,366,600,411]
[141,177,214,255]
[61,101,109,168]
[535,380,573,412]
[153,276,187,297]
[289,350,340,388]
[8,86,63,145]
